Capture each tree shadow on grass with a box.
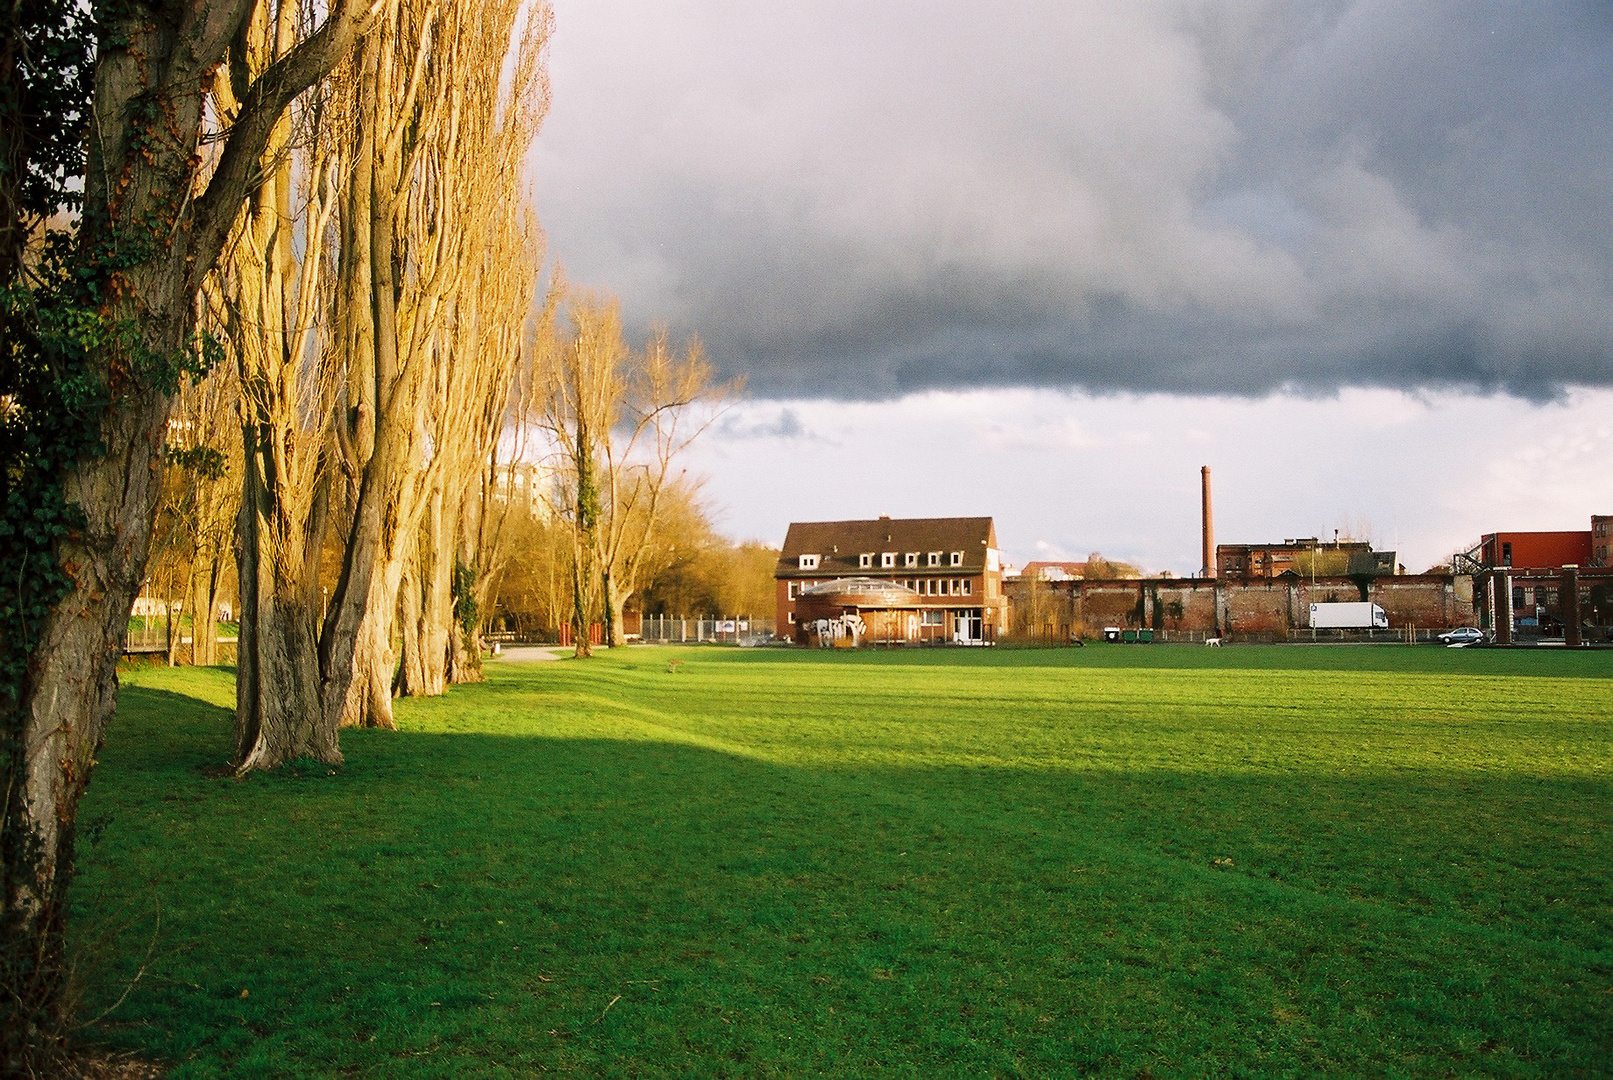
[69,680,1613,1078]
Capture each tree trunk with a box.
[448,486,486,684]
[189,553,222,667]
[330,512,398,732]
[397,485,452,696]
[3,386,174,1072]
[164,594,178,667]
[396,546,428,696]
[233,423,342,769]
[419,488,453,693]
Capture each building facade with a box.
[1216,539,1396,579]
[1473,530,1594,570]
[1591,516,1612,568]
[775,516,1008,644]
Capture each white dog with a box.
[1205,637,1223,647]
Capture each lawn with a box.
[75,645,1612,1077]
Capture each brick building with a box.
[1217,538,1396,579]
[1591,516,1612,568]
[775,516,1007,644]
[1472,530,1594,570]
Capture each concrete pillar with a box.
[1562,566,1582,647]
[1494,571,1512,645]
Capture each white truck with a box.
[1309,602,1389,630]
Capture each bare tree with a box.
[538,293,619,657]
[537,290,736,653]
[396,73,550,695]
[596,330,734,646]
[216,9,351,769]
[349,0,551,710]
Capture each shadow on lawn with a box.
[68,680,1613,1077]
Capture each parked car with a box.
[1438,627,1486,646]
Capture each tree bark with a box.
[233,421,340,768]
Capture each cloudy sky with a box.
[531,1,1613,575]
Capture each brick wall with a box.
[1008,574,1474,639]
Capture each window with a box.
[927,551,941,567]
[1501,542,1513,567]
[786,612,795,624]
[881,552,895,568]
[962,579,972,595]
[950,551,964,567]
[940,579,951,596]
[904,552,918,568]
[921,610,944,626]
[788,583,798,600]
[859,553,872,569]
[799,554,819,570]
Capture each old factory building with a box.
[1216,538,1397,579]
[775,516,1008,645]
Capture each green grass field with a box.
[75,646,1611,1077]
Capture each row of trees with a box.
[0,0,732,1069]
[148,284,751,671]
[489,482,779,641]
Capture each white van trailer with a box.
[1309,602,1389,629]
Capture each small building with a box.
[793,578,925,646]
[776,515,1007,644]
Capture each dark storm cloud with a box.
[534,1,1613,400]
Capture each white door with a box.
[954,613,981,644]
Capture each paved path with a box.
[494,645,568,662]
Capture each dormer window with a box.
[950,551,964,567]
[799,554,819,570]
[904,552,918,568]
[858,553,873,569]
[881,552,895,568]
[927,551,941,567]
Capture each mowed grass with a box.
[75,646,1611,1077]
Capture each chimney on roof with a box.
[1200,466,1214,579]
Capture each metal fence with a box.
[638,614,776,646]
[124,623,239,656]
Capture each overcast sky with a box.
[531,1,1613,575]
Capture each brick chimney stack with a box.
[1201,466,1214,579]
